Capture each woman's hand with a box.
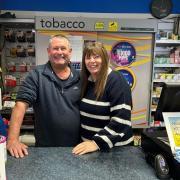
[72,140,99,155]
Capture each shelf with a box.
[152,94,160,98]
[156,39,180,45]
[154,64,180,68]
[21,125,34,130]
[153,79,180,83]
[151,108,156,112]
[0,18,34,28]
[0,107,34,114]
[0,18,34,23]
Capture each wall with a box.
[0,0,180,14]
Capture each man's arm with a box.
[7,101,29,158]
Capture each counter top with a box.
[6,146,159,180]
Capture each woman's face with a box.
[85,54,102,79]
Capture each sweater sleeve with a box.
[16,69,38,106]
[92,71,133,151]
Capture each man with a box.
[7,34,81,158]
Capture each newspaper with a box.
[163,112,180,163]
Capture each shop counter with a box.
[6,146,159,180]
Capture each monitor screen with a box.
[154,83,180,121]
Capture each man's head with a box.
[47,34,72,68]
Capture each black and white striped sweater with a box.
[80,69,133,151]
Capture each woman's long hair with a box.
[81,42,110,100]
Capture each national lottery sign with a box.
[111,41,136,67]
[115,67,136,90]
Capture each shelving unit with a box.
[151,20,180,127]
[0,19,35,145]
[0,18,35,96]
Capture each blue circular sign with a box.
[111,42,136,66]
[115,67,136,90]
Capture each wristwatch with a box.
[150,0,173,19]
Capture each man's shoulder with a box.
[32,63,49,74]
[25,63,49,80]
[35,64,47,71]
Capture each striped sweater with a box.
[80,69,133,151]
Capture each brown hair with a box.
[81,42,110,100]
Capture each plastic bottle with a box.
[0,135,6,180]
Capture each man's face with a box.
[47,37,72,67]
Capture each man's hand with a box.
[72,140,99,155]
[7,139,28,158]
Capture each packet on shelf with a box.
[175,50,180,64]
[7,62,16,72]
[19,64,27,72]
[172,74,180,81]
[165,74,173,80]
[26,30,35,43]
[16,30,26,43]
[16,62,27,72]
[4,75,17,87]
[159,73,166,80]
[4,29,16,42]
[16,45,26,57]
[27,45,35,57]
[10,47,17,58]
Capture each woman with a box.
[72,42,133,155]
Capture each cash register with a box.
[141,83,180,180]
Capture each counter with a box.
[6,146,159,180]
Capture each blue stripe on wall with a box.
[0,0,180,14]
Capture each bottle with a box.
[0,135,6,180]
[0,114,7,180]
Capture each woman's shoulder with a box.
[107,69,130,90]
[108,69,124,81]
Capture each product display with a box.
[2,27,36,102]
[151,20,180,127]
